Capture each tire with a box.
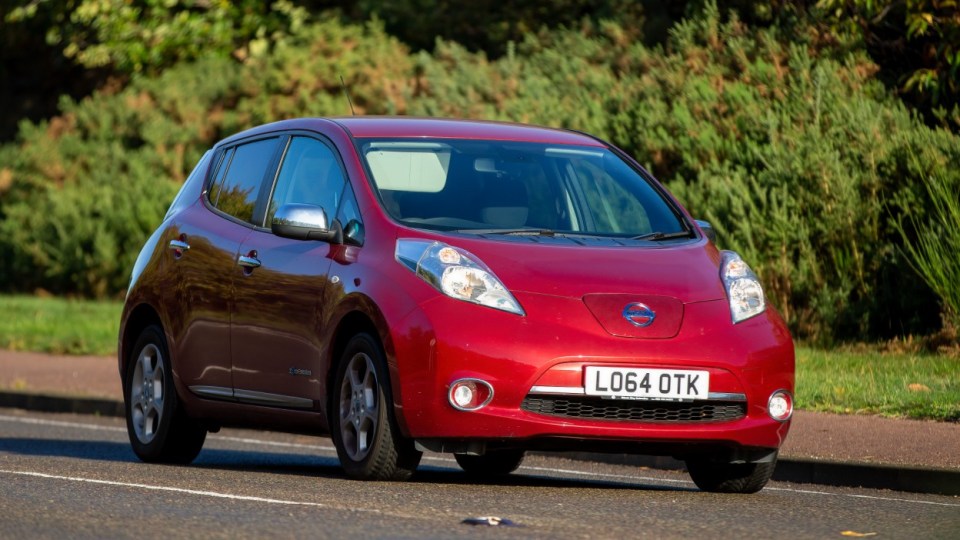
[330,333,421,480]
[124,325,206,464]
[455,450,525,476]
[685,453,778,494]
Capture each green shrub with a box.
[0,19,409,298]
[896,169,960,333]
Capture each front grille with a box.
[521,396,746,423]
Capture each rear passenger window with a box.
[210,138,279,224]
[207,147,235,206]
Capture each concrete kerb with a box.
[2,391,957,497]
[0,391,125,418]
[545,451,960,497]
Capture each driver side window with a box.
[267,137,346,225]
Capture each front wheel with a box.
[124,325,206,464]
[455,450,525,476]
[330,333,421,480]
[685,453,777,494]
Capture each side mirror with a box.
[272,203,342,243]
[695,219,717,244]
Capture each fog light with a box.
[448,379,494,411]
[453,384,475,407]
[768,390,793,422]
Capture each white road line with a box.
[763,486,960,507]
[0,414,125,432]
[0,469,379,513]
[517,464,693,485]
[2,413,958,508]
[213,435,335,452]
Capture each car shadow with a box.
[0,437,138,462]
[0,436,695,493]
[410,464,694,492]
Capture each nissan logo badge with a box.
[622,302,656,327]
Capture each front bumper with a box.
[388,291,794,453]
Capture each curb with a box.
[548,452,960,497]
[0,391,124,418]
[3,391,957,497]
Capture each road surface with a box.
[1,408,957,539]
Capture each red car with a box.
[119,117,794,493]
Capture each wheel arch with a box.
[323,297,411,433]
[325,310,382,409]
[120,303,164,382]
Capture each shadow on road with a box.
[0,436,694,493]
[0,438,137,462]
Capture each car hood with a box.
[436,233,727,304]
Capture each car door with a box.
[229,135,350,408]
[171,136,282,398]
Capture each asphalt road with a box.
[1,408,957,539]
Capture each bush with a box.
[0,18,409,297]
[896,169,960,333]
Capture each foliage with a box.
[817,0,960,127]
[349,0,646,57]
[0,19,409,297]
[6,0,310,74]
[1,5,959,343]
[896,169,960,332]
[0,0,104,141]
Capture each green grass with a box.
[0,295,958,421]
[797,346,960,421]
[0,295,121,355]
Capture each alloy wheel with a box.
[338,352,380,461]
[130,343,165,444]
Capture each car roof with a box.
[332,116,606,147]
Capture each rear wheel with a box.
[455,450,525,476]
[331,333,421,480]
[685,453,777,493]
[124,325,206,464]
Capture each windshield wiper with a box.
[631,230,694,241]
[455,228,557,237]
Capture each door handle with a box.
[237,252,261,269]
[168,239,190,251]
[168,236,189,259]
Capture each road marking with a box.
[517,463,692,485]
[214,435,336,452]
[2,413,958,508]
[0,414,125,432]
[763,486,960,507]
[0,469,380,513]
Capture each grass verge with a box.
[0,295,121,356]
[797,346,960,421]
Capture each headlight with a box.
[720,251,765,323]
[396,239,525,316]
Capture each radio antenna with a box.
[339,75,356,116]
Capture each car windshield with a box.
[359,138,688,238]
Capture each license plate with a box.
[584,367,709,401]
